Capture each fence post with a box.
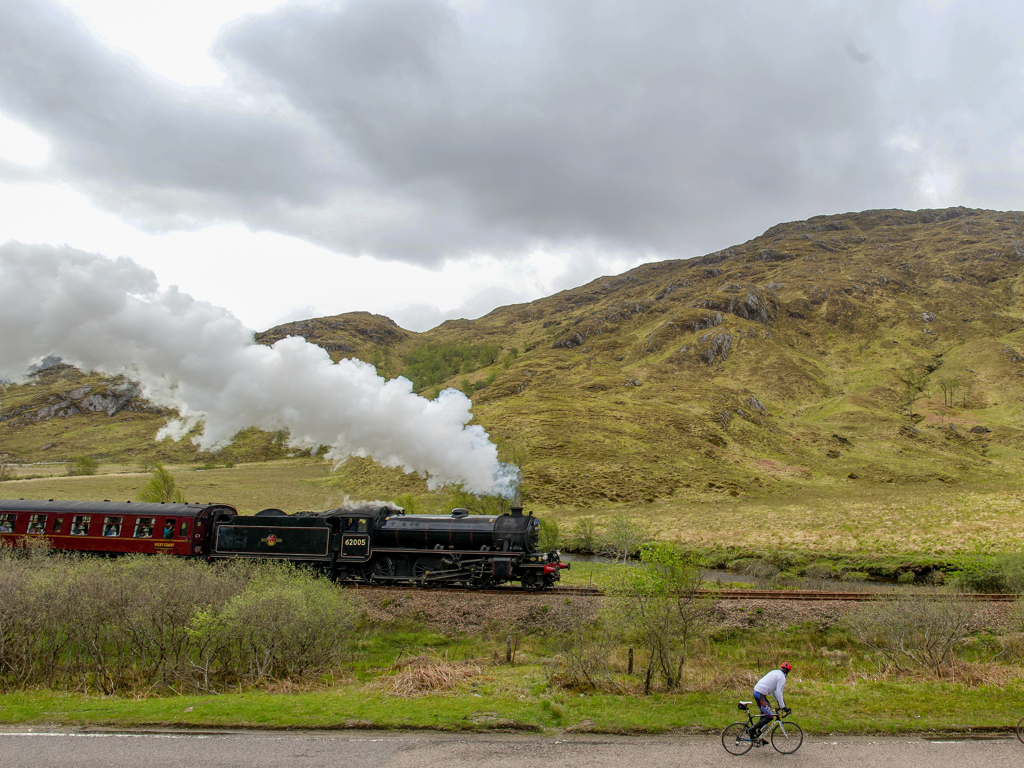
[628,647,634,675]
[506,635,513,664]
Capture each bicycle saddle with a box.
[739,701,752,709]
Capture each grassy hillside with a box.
[4,206,1024,533]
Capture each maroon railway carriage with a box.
[0,499,236,556]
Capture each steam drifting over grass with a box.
[0,243,517,496]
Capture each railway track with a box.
[342,583,1019,601]
[708,589,1022,602]
[341,583,604,596]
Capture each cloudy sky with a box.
[2,0,1023,333]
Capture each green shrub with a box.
[950,550,1024,593]
[566,517,599,553]
[393,493,425,515]
[0,554,363,694]
[539,518,561,551]
[66,456,98,476]
[138,463,185,503]
[196,567,361,683]
[402,342,504,391]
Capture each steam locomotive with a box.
[0,499,568,590]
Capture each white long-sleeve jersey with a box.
[753,669,787,708]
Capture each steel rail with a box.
[706,589,1021,602]
[341,584,1020,601]
[340,583,604,596]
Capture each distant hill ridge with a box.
[4,206,1024,504]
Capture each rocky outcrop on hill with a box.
[255,311,410,357]
[692,284,778,324]
[0,376,161,426]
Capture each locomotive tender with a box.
[0,499,568,590]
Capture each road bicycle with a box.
[721,701,804,755]
[1017,714,1024,744]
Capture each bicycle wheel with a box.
[721,722,754,755]
[1016,715,1024,744]
[771,720,804,754]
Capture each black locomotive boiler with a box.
[209,503,569,590]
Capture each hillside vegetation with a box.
[4,207,1024,527]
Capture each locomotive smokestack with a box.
[510,506,523,517]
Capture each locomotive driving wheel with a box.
[372,557,396,581]
[413,557,442,586]
[521,572,543,591]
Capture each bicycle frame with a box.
[737,704,792,741]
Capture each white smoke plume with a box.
[0,242,520,497]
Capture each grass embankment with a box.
[1,681,1020,734]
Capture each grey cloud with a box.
[2,0,1024,264]
[0,0,336,212]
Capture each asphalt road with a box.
[0,729,1019,768]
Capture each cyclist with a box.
[749,662,792,743]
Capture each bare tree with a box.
[600,514,648,563]
[849,593,977,677]
[937,376,961,408]
[607,543,715,693]
[552,597,613,690]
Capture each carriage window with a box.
[53,517,63,534]
[70,516,91,536]
[162,519,176,539]
[102,517,123,537]
[179,521,189,537]
[0,514,15,533]
[133,517,155,538]
[26,515,47,534]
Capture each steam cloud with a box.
[0,242,519,497]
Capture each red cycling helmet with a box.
[780,662,793,672]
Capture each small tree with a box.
[900,368,926,419]
[608,543,713,693]
[600,514,648,563]
[538,518,560,551]
[937,376,960,408]
[138,463,185,503]
[0,460,12,482]
[479,343,502,366]
[567,517,599,553]
[66,456,98,476]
